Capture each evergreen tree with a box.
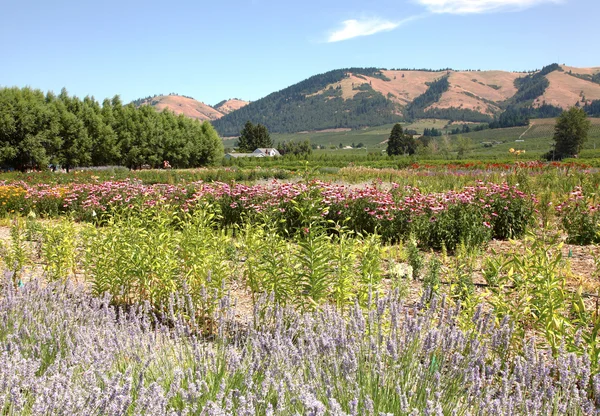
[387,123,403,156]
[548,107,591,160]
[237,121,272,151]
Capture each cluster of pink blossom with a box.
[1,178,535,239]
[555,186,590,214]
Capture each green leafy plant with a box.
[5,218,31,286]
[483,233,580,353]
[423,254,442,302]
[330,224,358,310]
[357,232,383,306]
[40,220,77,282]
[295,224,333,311]
[449,242,476,305]
[406,236,424,279]
[242,222,297,307]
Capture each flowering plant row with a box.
[3,278,598,415]
[409,160,591,171]
[556,187,600,244]
[1,179,536,249]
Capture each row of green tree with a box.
[276,140,312,156]
[584,100,600,117]
[565,71,600,86]
[488,104,563,129]
[0,87,223,171]
[422,127,443,137]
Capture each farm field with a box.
[271,120,454,151]
[459,118,600,157]
[2,163,600,413]
[263,118,600,160]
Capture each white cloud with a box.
[327,18,402,43]
[416,0,560,14]
[324,0,559,43]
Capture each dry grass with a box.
[214,99,249,115]
[427,89,499,114]
[534,71,600,109]
[141,95,224,121]
[560,65,600,76]
[298,67,600,119]
[307,70,441,106]
[427,71,522,115]
[450,71,521,100]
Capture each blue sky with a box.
[1,0,598,106]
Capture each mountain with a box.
[214,98,250,115]
[212,64,600,136]
[132,95,248,121]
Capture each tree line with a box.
[0,87,223,171]
[584,100,600,117]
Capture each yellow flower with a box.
[509,148,515,153]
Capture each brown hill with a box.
[534,67,600,108]
[214,99,249,115]
[427,70,521,115]
[137,95,224,121]
[308,66,600,116]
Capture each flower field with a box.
[0,178,536,249]
[2,163,600,414]
[1,278,598,415]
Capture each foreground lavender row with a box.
[0,276,598,415]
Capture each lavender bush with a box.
[1,273,598,415]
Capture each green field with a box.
[460,118,600,157]
[272,125,394,150]
[271,120,458,150]
[260,118,600,159]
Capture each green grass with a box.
[271,121,457,152]
[223,117,600,160]
[455,118,600,158]
[403,118,451,131]
[272,124,395,150]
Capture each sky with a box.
[1,0,599,106]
